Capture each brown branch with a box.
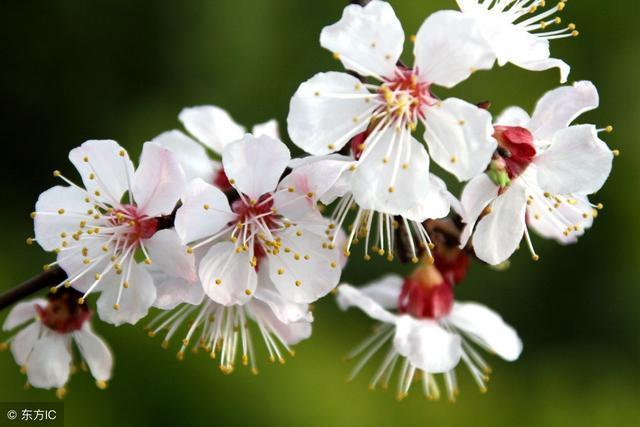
[0,266,67,311]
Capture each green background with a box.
[1,1,638,426]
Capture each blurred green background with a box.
[1,0,638,426]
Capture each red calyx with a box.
[350,131,368,160]
[115,205,159,240]
[493,126,537,179]
[433,249,470,286]
[214,168,232,192]
[36,289,91,334]
[398,265,454,320]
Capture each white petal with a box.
[287,71,373,156]
[352,128,431,215]
[222,135,290,199]
[510,57,570,84]
[320,0,404,79]
[150,268,204,310]
[199,242,257,306]
[448,302,522,361]
[354,274,403,310]
[68,140,134,205]
[254,267,313,324]
[393,315,462,373]
[336,284,397,324]
[248,299,312,346]
[472,182,528,265]
[495,106,531,127]
[527,193,594,244]
[10,322,41,366]
[133,142,186,218]
[459,174,499,247]
[97,263,156,326]
[251,119,280,139]
[26,334,71,389]
[151,130,217,182]
[175,178,235,244]
[404,174,452,222]
[423,98,497,181]
[267,226,341,304]
[414,10,494,88]
[179,105,246,154]
[144,229,197,282]
[534,125,613,195]
[34,185,94,251]
[74,325,113,381]
[3,299,45,331]
[528,81,600,141]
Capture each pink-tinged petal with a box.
[10,322,41,366]
[528,81,600,141]
[287,72,373,156]
[251,119,280,139]
[69,140,134,205]
[404,174,452,222]
[97,263,156,326]
[354,275,403,310]
[352,128,431,215]
[459,174,500,247]
[495,106,531,127]
[423,98,497,181]
[179,105,246,154]
[320,0,404,79]
[267,226,341,304]
[223,135,290,200]
[414,10,495,88]
[151,130,218,182]
[144,229,197,282]
[175,178,235,244]
[254,267,313,324]
[248,299,312,346]
[336,284,397,324]
[26,334,71,389]
[448,302,522,361]
[3,299,45,331]
[150,268,204,310]
[199,242,257,306]
[393,315,462,373]
[133,142,186,218]
[527,193,594,244]
[73,324,113,382]
[472,182,528,265]
[534,125,613,195]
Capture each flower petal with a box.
[222,135,290,199]
[320,0,404,79]
[10,322,41,366]
[404,174,452,222]
[73,324,113,382]
[528,81,600,141]
[254,267,313,324]
[144,229,197,282]
[355,274,403,310]
[527,193,594,244]
[133,142,186,218]
[448,302,522,361]
[267,226,341,304]
[534,125,613,195]
[495,106,531,127]
[175,178,235,244]
[472,181,528,265]
[69,140,134,205]
[248,299,312,346]
[97,263,156,326]
[423,98,496,181]
[459,174,499,247]
[150,268,204,310]
[393,315,462,373]
[199,241,257,306]
[26,334,72,389]
[352,127,431,215]
[510,57,570,84]
[151,130,218,182]
[414,10,494,88]
[179,105,246,154]
[251,119,280,139]
[336,284,397,324]
[3,299,45,331]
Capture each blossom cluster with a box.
[1,0,615,402]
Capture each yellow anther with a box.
[113,304,120,311]
[295,280,302,287]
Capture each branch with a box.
[0,266,67,311]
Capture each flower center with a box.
[378,67,434,128]
[231,194,281,263]
[110,204,159,245]
[397,265,454,319]
[36,289,91,333]
[493,125,537,179]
